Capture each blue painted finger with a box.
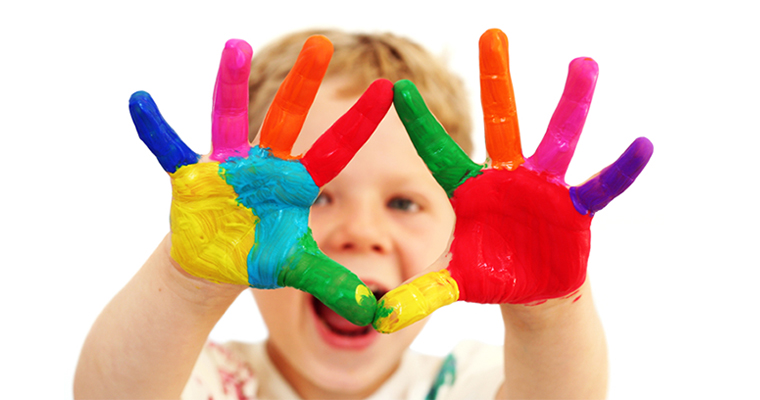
[569,137,653,215]
[129,91,199,173]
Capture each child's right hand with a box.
[129,36,393,326]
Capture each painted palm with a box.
[374,29,653,333]
[129,37,393,326]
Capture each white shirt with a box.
[182,340,503,400]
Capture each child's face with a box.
[252,78,456,397]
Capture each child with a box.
[75,28,648,399]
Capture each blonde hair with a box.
[248,29,473,155]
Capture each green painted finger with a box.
[393,80,483,197]
[278,234,377,326]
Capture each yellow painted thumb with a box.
[373,269,459,333]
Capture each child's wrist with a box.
[155,234,248,307]
[499,279,593,332]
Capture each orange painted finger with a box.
[259,35,333,159]
[480,29,524,170]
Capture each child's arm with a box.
[74,37,393,399]
[497,280,608,399]
[74,235,245,398]
[375,29,652,399]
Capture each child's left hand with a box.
[373,29,653,333]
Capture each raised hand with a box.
[129,36,393,326]
[373,29,653,333]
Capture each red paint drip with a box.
[448,168,591,304]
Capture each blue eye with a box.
[387,197,419,212]
[314,192,332,206]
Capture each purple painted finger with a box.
[527,57,598,182]
[570,137,654,215]
[210,39,253,162]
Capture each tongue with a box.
[316,301,367,335]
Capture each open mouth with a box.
[311,288,387,338]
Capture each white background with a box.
[2,1,758,398]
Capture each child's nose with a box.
[329,204,391,255]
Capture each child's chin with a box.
[309,295,381,351]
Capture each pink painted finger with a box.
[210,39,253,162]
[259,35,333,159]
[527,57,598,181]
[480,28,524,171]
[302,79,393,187]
